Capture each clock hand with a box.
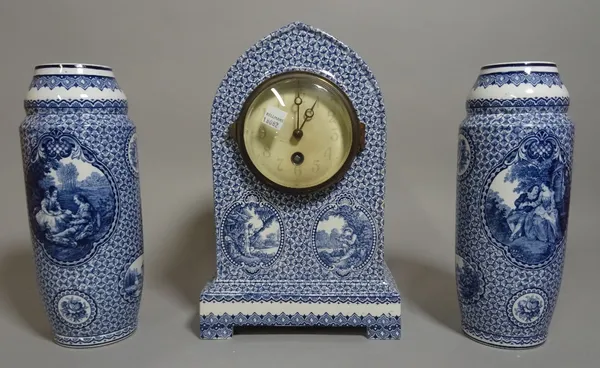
[292,90,307,140]
[294,89,303,131]
[298,98,318,131]
[292,98,318,140]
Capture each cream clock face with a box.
[237,72,360,193]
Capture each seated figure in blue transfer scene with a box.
[507,184,541,242]
[527,183,560,243]
[35,188,100,248]
[485,155,568,266]
[35,186,72,236]
[49,194,99,247]
[507,183,560,245]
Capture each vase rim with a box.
[480,61,557,70]
[33,63,115,78]
[34,63,113,71]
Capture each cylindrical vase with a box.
[455,61,574,348]
[19,63,144,348]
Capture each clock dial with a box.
[237,72,360,192]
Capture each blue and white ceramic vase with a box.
[455,61,574,348]
[19,63,144,348]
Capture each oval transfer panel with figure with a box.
[27,132,117,265]
[483,131,570,268]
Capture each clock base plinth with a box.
[198,268,401,340]
[198,303,400,340]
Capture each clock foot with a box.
[366,319,401,340]
[199,320,233,340]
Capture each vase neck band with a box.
[467,61,569,114]
[25,63,126,107]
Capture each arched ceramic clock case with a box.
[199,22,402,339]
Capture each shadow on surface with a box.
[234,326,367,336]
[0,245,53,340]
[189,313,200,337]
[387,254,462,335]
[161,208,217,335]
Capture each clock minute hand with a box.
[299,98,318,131]
[294,90,302,131]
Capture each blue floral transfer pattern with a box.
[54,290,96,328]
[466,97,570,114]
[456,71,574,347]
[24,99,128,115]
[20,77,144,347]
[473,72,563,89]
[30,75,121,91]
[200,22,401,340]
[205,22,390,282]
[508,289,547,327]
[59,297,90,323]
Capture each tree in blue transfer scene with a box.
[484,189,512,243]
[316,205,373,270]
[39,176,56,191]
[505,160,552,194]
[80,172,109,188]
[56,162,78,191]
[223,203,280,266]
[79,171,113,224]
[248,205,278,247]
[27,156,60,219]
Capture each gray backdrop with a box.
[0,1,598,367]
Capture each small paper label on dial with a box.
[262,106,287,131]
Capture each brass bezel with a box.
[230,70,364,194]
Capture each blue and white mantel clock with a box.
[199,22,402,340]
